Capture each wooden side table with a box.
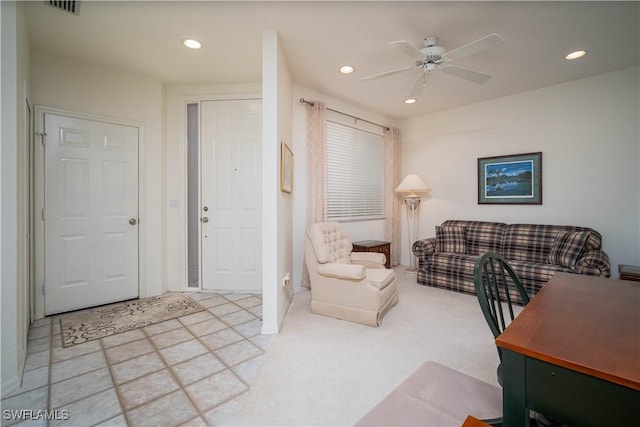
[619,264,640,282]
[352,240,391,269]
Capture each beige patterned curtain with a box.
[302,101,327,288]
[384,127,401,266]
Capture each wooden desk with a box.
[461,415,491,427]
[496,273,640,427]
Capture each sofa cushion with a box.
[547,231,592,269]
[441,220,506,255]
[427,253,477,280]
[503,224,601,263]
[509,259,573,299]
[435,226,467,254]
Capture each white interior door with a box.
[201,100,262,292]
[44,113,139,314]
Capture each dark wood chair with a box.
[473,252,531,386]
[473,254,565,427]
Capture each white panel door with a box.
[44,113,139,314]
[201,100,261,292]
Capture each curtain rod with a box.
[299,98,390,131]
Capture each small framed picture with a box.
[280,142,293,193]
[478,152,542,204]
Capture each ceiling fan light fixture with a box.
[182,39,202,49]
[339,65,355,74]
[565,50,586,60]
[363,33,503,101]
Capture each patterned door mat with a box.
[60,294,204,347]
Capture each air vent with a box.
[45,1,80,16]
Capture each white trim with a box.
[261,325,279,335]
[277,291,294,332]
[20,80,30,366]
[28,95,36,323]
[32,106,145,319]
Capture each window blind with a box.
[326,121,385,221]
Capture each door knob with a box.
[201,217,209,223]
[129,218,137,225]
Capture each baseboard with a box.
[277,289,294,332]
[261,288,294,335]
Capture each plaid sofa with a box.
[412,220,610,300]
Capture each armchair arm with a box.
[350,252,386,268]
[574,249,611,278]
[317,263,366,280]
[413,237,437,259]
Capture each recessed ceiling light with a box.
[182,39,202,49]
[565,50,586,60]
[339,65,355,74]
[404,98,417,104]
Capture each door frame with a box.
[177,93,262,292]
[33,106,145,319]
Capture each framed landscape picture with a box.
[478,152,542,204]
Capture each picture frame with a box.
[280,142,293,193]
[478,152,542,204]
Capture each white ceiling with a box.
[25,1,639,121]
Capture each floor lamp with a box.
[395,174,429,273]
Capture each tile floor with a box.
[1,292,271,427]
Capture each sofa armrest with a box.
[350,252,386,268]
[317,263,366,280]
[413,237,437,258]
[574,249,611,278]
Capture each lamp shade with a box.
[395,174,429,197]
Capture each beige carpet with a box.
[59,294,204,347]
[236,266,519,426]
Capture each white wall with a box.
[15,0,31,388]
[262,31,294,333]
[1,0,31,394]
[399,66,640,276]
[163,83,261,291]
[1,0,20,393]
[291,85,398,291]
[275,33,295,331]
[30,49,165,299]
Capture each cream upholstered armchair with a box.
[304,222,399,327]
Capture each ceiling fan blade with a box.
[389,40,423,59]
[409,72,427,99]
[361,66,415,81]
[442,65,492,84]
[442,33,504,61]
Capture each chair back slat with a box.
[497,262,517,321]
[484,262,504,333]
[474,252,531,342]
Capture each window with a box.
[326,120,385,221]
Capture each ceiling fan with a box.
[362,33,504,101]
